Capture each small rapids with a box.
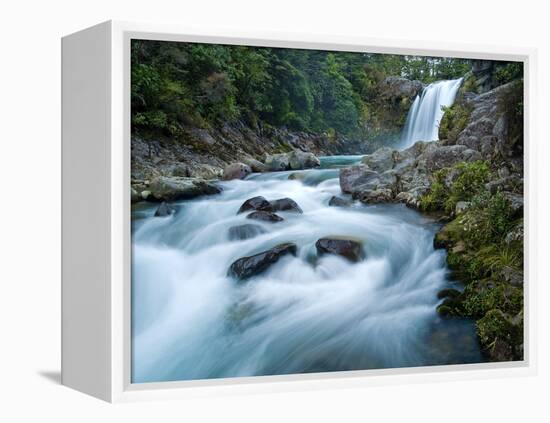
[131,156,482,383]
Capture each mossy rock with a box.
[434,217,464,249]
[477,309,523,361]
[437,288,462,300]
[436,297,464,317]
[462,280,523,318]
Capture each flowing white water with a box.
[131,156,481,383]
[400,78,463,149]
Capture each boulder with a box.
[288,150,320,170]
[505,224,523,245]
[264,153,290,171]
[497,266,523,287]
[141,190,152,201]
[328,196,351,207]
[170,164,190,177]
[242,157,267,173]
[288,172,307,181]
[237,196,273,214]
[131,188,140,203]
[361,147,395,173]
[228,224,267,241]
[264,150,320,171]
[269,198,303,213]
[418,144,482,173]
[455,201,470,214]
[315,237,365,262]
[339,166,379,194]
[246,210,284,223]
[502,191,523,218]
[228,243,298,280]
[355,188,393,204]
[148,176,221,201]
[154,202,177,217]
[222,162,252,180]
[378,76,423,101]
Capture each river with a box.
[131,155,483,383]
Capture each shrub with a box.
[420,161,490,214]
[438,101,473,142]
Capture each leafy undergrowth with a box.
[422,161,524,362]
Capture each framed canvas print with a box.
[61,21,537,402]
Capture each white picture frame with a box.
[61,20,538,403]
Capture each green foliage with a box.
[495,62,523,85]
[438,101,473,142]
[420,161,490,214]
[131,39,479,140]
[476,309,522,358]
[498,79,524,154]
[419,168,449,211]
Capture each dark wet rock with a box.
[437,288,462,300]
[154,201,177,217]
[237,196,273,214]
[269,198,303,213]
[228,243,298,280]
[148,176,221,201]
[247,210,284,223]
[315,237,365,262]
[228,224,267,241]
[222,162,252,180]
[328,196,351,207]
[288,172,306,181]
[502,191,523,218]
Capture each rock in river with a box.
[328,196,351,207]
[237,196,273,214]
[222,162,252,180]
[246,210,284,223]
[148,176,221,201]
[228,243,298,280]
[154,201,177,217]
[228,224,267,241]
[315,237,365,262]
[269,198,303,213]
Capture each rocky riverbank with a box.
[339,79,524,361]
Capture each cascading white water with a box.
[131,156,481,383]
[400,78,463,149]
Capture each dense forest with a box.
[131,40,522,140]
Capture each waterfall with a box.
[400,78,463,149]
